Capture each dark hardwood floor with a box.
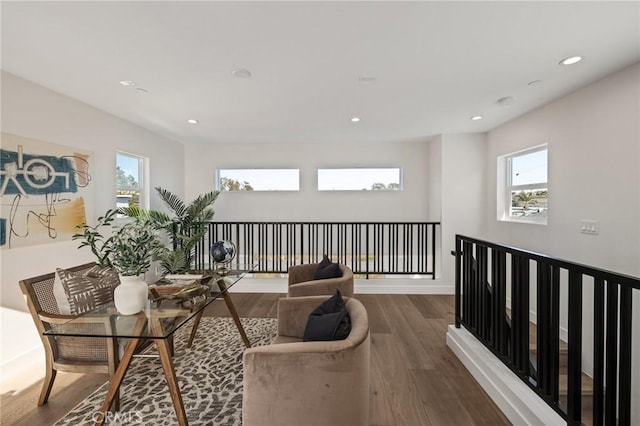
[1,294,510,426]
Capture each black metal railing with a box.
[191,221,440,279]
[454,234,639,425]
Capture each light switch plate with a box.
[580,220,599,235]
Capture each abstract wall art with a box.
[0,133,94,248]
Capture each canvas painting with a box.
[0,133,94,248]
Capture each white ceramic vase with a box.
[114,275,148,315]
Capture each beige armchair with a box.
[243,295,370,426]
[287,263,354,297]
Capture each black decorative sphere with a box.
[210,240,236,263]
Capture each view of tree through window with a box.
[219,177,254,191]
[217,169,299,191]
[506,146,547,222]
[116,153,145,209]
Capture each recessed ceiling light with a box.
[135,88,148,94]
[528,80,543,86]
[559,56,583,65]
[231,68,252,78]
[119,80,136,86]
[351,117,361,123]
[470,115,483,121]
[187,119,199,124]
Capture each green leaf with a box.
[155,187,188,218]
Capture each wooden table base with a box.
[95,277,252,426]
[95,316,147,426]
[94,316,189,426]
[187,283,252,349]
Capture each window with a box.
[317,168,401,191]
[499,145,548,223]
[217,169,300,191]
[116,152,147,210]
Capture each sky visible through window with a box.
[318,168,400,191]
[512,149,547,185]
[117,153,141,183]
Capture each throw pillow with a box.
[314,254,343,280]
[54,267,119,315]
[86,265,120,291]
[316,254,331,270]
[52,273,72,315]
[303,290,352,341]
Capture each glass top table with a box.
[45,264,255,426]
[45,266,253,340]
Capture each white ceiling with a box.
[2,1,639,145]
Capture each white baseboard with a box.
[228,277,454,295]
[446,325,564,426]
[228,278,288,293]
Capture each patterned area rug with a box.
[54,317,277,426]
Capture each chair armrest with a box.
[287,263,318,285]
[276,295,332,338]
[288,277,351,297]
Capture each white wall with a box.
[484,63,640,423]
[485,63,639,273]
[0,72,186,311]
[427,136,442,221]
[427,136,443,276]
[184,140,432,222]
[439,133,487,286]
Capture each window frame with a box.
[116,151,149,211]
[316,167,403,192]
[500,145,548,224]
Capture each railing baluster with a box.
[455,236,462,328]
[567,271,583,425]
[536,261,550,394]
[618,286,632,426]
[477,246,487,340]
[511,254,529,374]
[463,241,473,327]
[550,265,560,404]
[365,224,370,279]
[605,282,618,425]
[431,223,436,278]
[473,244,479,335]
[491,249,504,356]
[592,277,605,426]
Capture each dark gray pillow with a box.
[303,290,352,341]
[314,254,343,280]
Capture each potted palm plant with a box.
[118,187,219,274]
[73,209,165,314]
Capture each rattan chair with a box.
[18,263,122,408]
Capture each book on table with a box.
[149,274,205,296]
